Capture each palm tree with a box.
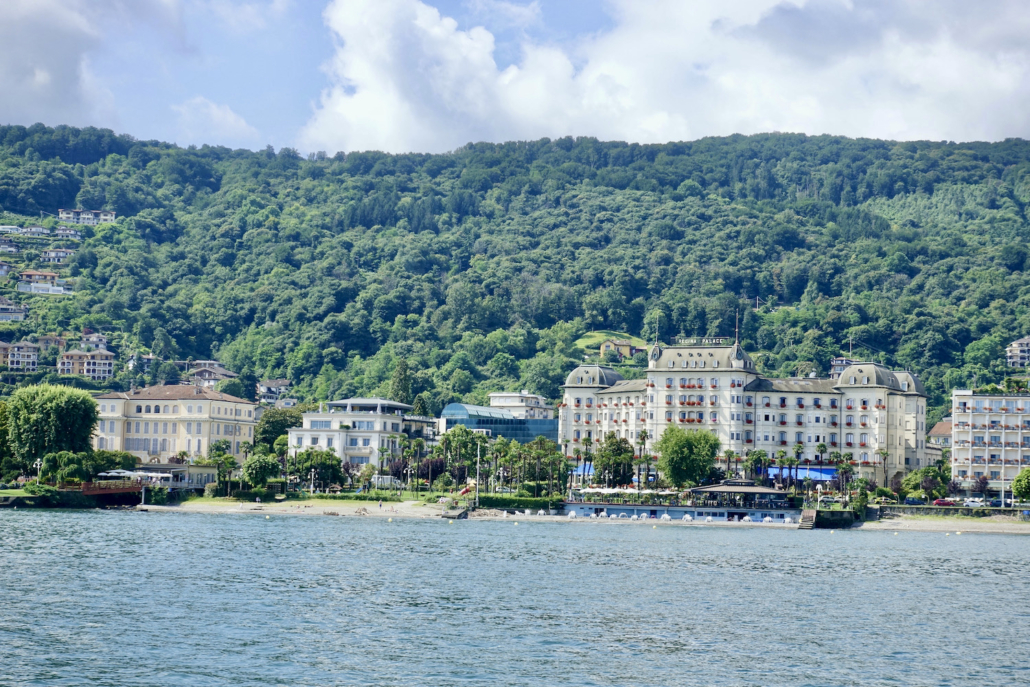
[583,436,594,486]
[746,449,766,480]
[780,454,798,494]
[773,449,786,487]
[792,442,804,490]
[636,429,649,491]
[724,449,737,479]
[572,447,582,487]
[875,448,890,490]
[816,442,827,464]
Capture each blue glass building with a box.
[440,403,559,444]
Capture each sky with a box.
[2,0,1030,155]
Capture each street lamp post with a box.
[309,468,316,494]
[32,458,43,484]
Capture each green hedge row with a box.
[477,495,561,510]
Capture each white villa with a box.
[287,398,436,467]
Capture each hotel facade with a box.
[558,340,928,484]
[94,385,258,461]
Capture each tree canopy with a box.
[655,427,720,487]
[6,385,98,463]
[3,125,1030,423]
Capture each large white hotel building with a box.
[558,339,928,484]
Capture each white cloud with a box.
[173,96,260,144]
[0,0,182,129]
[299,0,1030,154]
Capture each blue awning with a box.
[569,464,594,475]
[765,466,837,481]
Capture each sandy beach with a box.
[137,499,1030,534]
[853,514,1030,535]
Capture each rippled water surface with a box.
[2,510,1029,686]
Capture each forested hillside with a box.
[2,123,1030,422]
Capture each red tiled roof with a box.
[97,384,254,404]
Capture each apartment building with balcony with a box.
[0,296,27,322]
[950,391,1030,493]
[287,398,437,467]
[1005,336,1030,368]
[58,348,115,380]
[487,390,554,419]
[558,342,927,484]
[257,378,291,404]
[0,341,39,371]
[40,248,75,264]
[93,385,258,461]
[58,209,116,225]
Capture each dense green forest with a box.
[2,123,1030,423]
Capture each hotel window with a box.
[186,422,193,434]
[295,436,303,447]
[779,432,786,442]
[311,437,319,445]
[171,423,177,434]
[197,405,203,413]
[327,438,333,448]
[163,405,170,413]
[162,423,168,434]
[665,412,673,421]
[362,438,371,447]
[796,432,803,443]
[795,414,803,424]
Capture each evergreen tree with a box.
[390,359,412,404]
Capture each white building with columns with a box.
[558,340,928,485]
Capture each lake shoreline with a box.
[138,501,1030,534]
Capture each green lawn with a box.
[574,330,648,353]
[0,489,28,497]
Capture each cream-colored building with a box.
[59,348,115,380]
[487,390,553,419]
[94,385,258,461]
[558,340,928,484]
[950,390,1030,493]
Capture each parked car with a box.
[904,497,926,505]
[933,499,957,506]
[964,499,984,507]
[988,498,1014,507]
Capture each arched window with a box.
[172,405,178,413]
[136,405,142,413]
[163,405,170,413]
[145,405,152,413]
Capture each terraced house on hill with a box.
[58,348,115,380]
[558,340,928,485]
[94,385,258,461]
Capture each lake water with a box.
[1,510,1028,686]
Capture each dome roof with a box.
[563,364,624,389]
